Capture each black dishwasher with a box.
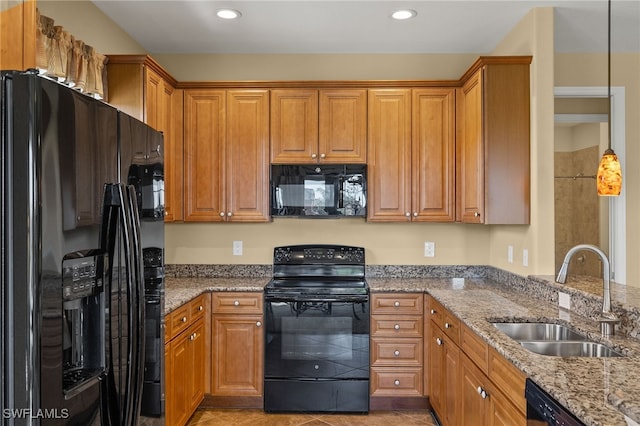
[526,379,585,426]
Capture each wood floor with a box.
[187,409,438,426]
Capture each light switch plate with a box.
[424,242,435,257]
[522,249,529,267]
[507,245,514,263]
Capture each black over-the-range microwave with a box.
[270,164,366,218]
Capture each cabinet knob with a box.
[430,309,436,315]
[190,333,196,341]
[474,212,481,217]
[413,212,418,217]
[394,380,401,386]
[477,386,488,399]
[256,321,262,327]
[227,212,233,217]
[445,322,451,329]
[436,338,443,346]
[198,305,203,311]
[219,212,226,217]
[164,210,169,216]
[311,153,317,159]
[320,153,326,159]
[394,324,400,330]
[181,316,187,323]
[404,212,411,217]
[234,300,240,306]
[394,301,400,307]
[394,350,400,357]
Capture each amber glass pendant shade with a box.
[597,148,622,196]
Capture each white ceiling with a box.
[91,0,640,55]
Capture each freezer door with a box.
[0,72,117,425]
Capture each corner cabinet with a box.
[270,89,367,164]
[106,55,184,222]
[426,295,526,426]
[457,57,531,224]
[368,88,455,222]
[183,89,270,222]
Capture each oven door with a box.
[264,294,370,380]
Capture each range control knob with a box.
[274,248,292,263]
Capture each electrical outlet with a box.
[233,240,243,256]
[522,249,529,267]
[507,245,514,263]
[424,242,435,257]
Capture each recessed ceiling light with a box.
[216,9,242,19]
[391,9,417,20]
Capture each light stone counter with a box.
[165,270,640,425]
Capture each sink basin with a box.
[492,322,587,341]
[520,341,623,358]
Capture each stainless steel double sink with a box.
[491,322,623,358]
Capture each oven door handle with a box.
[264,294,369,303]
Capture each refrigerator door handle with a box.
[124,184,146,425]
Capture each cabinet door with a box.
[164,87,184,222]
[226,90,270,222]
[412,88,455,222]
[427,323,445,419]
[144,67,163,130]
[319,89,367,163]
[460,353,490,426]
[459,70,484,224]
[164,343,173,425]
[188,319,206,413]
[0,0,37,71]
[442,335,460,426]
[169,331,191,426]
[183,90,226,221]
[367,89,412,221]
[211,315,264,396]
[270,89,318,163]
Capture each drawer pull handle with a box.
[394,324,400,330]
[394,380,400,386]
[256,321,262,327]
[436,338,443,346]
[445,322,451,329]
[234,300,240,306]
[394,350,400,357]
[181,316,187,323]
[394,301,400,307]
[430,309,436,315]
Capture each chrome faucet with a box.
[556,244,620,335]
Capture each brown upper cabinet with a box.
[0,0,37,71]
[106,55,184,222]
[183,89,270,222]
[457,57,531,224]
[270,89,367,164]
[367,88,455,222]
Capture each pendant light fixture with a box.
[596,0,622,196]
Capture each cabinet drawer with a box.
[371,315,423,338]
[428,297,460,345]
[371,337,423,367]
[370,367,423,396]
[212,292,263,314]
[167,303,190,340]
[371,293,423,315]
[488,346,526,415]
[190,294,208,322]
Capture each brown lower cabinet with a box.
[426,295,526,426]
[165,294,208,426]
[210,292,264,402]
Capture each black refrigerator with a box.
[0,70,165,425]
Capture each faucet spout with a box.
[555,244,618,335]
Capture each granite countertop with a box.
[164,274,640,425]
